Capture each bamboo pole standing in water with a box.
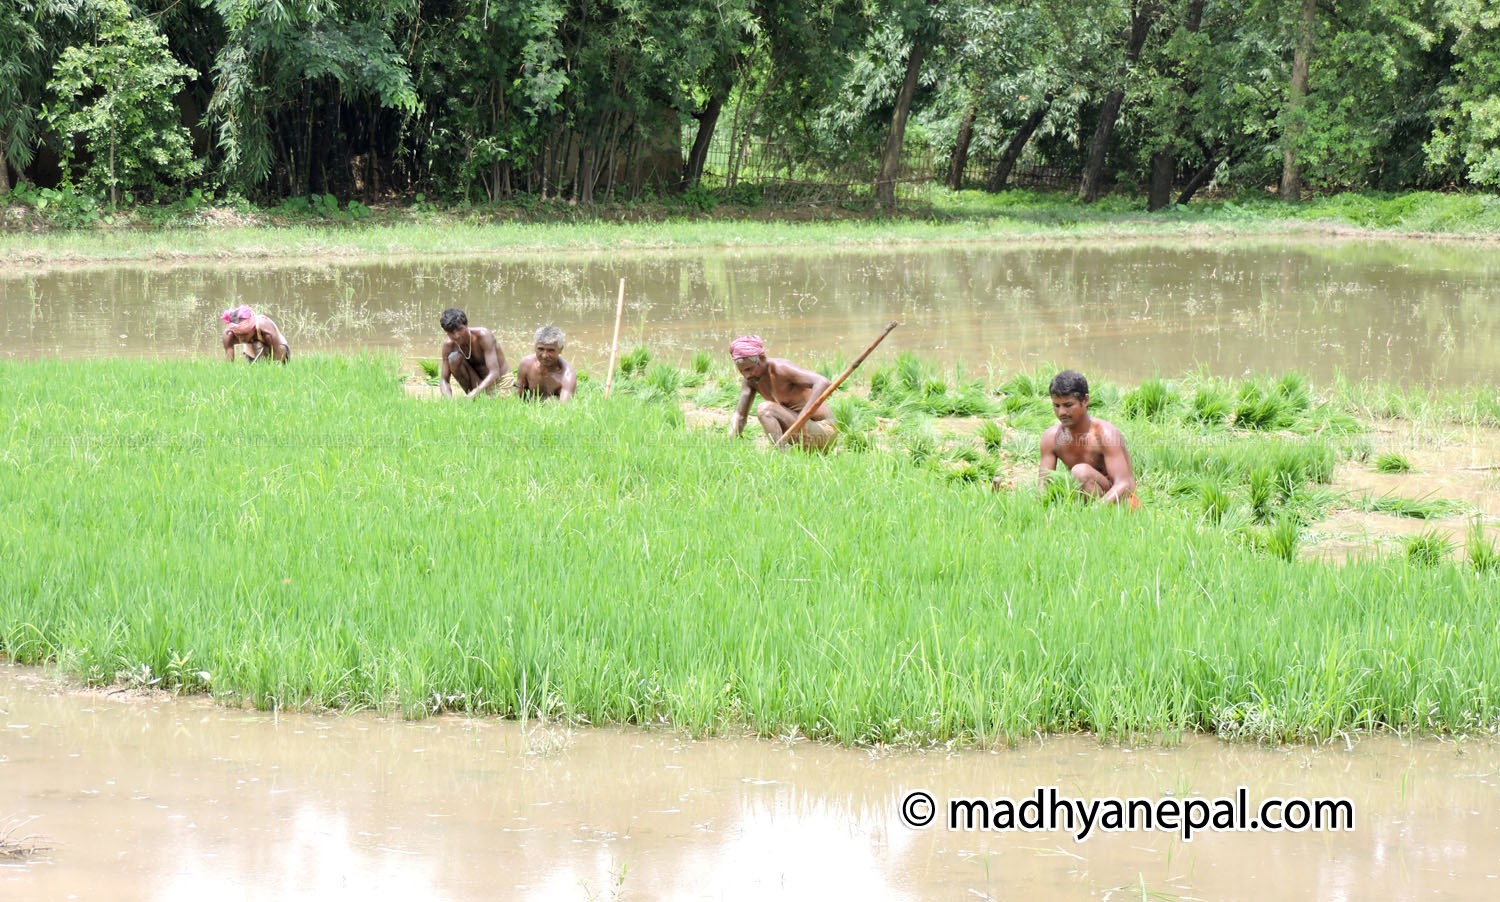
[604,278,625,399]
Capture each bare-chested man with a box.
[220,304,290,363]
[728,335,837,450]
[515,324,577,402]
[1037,370,1137,505]
[438,308,509,398]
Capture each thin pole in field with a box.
[604,278,625,399]
[776,320,900,448]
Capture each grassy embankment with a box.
[6,189,1500,266]
[2,354,1496,746]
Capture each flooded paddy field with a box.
[4,668,1500,900]
[4,239,1498,389]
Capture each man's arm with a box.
[222,329,238,362]
[438,338,455,397]
[514,357,533,394]
[1099,426,1137,505]
[471,334,503,397]
[1038,426,1059,488]
[730,382,754,437]
[558,362,578,402]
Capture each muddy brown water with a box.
[4,239,1500,388]
[4,668,1500,900]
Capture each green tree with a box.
[1428,0,1500,185]
[206,0,420,196]
[44,0,201,206]
[0,0,57,195]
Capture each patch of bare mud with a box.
[1305,420,1500,563]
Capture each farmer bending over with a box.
[515,324,577,402]
[728,335,837,450]
[221,304,290,363]
[439,307,510,398]
[1035,369,1137,505]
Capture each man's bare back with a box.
[220,305,289,363]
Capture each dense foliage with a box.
[3,0,1500,209]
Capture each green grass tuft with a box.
[1374,453,1413,474]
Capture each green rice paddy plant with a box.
[693,382,740,409]
[1468,523,1499,574]
[1248,466,1275,523]
[618,346,651,377]
[1264,516,1303,562]
[3,357,1497,746]
[643,363,683,398]
[1197,479,1234,525]
[830,395,878,452]
[1188,384,1233,426]
[1232,383,1297,431]
[1121,378,1175,421]
[1374,453,1413,473]
[1405,532,1454,567]
[868,353,996,417]
[976,421,1005,453]
[1358,495,1465,519]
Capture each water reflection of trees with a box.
[2,244,1496,387]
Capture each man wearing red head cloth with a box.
[728,335,837,450]
[221,304,290,363]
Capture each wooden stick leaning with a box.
[603,278,626,399]
[775,320,900,448]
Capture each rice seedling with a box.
[1467,523,1498,574]
[1405,532,1454,567]
[1374,452,1412,474]
[618,346,651,377]
[1121,378,1175,421]
[4,357,1498,746]
[1232,383,1297,431]
[1248,466,1275,523]
[1357,495,1466,519]
[1264,516,1302,562]
[976,421,1005,453]
[643,363,683,397]
[1188,384,1233,426]
[829,395,878,452]
[1197,479,1234,526]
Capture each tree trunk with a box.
[1148,0,1206,211]
[1175,151,1218,205]
[683,92,724,189]
[1147,151,1175,210]
[1078,2,1158,203]
[877,41,925,211]
[1078,90,1125,203]
[946,101,978,190]
[1279,0,1317,202]
[0,154,10,196]
[987,99,1051,191]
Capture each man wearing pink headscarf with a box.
[221,304,290,363]
[728,335,836,450]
